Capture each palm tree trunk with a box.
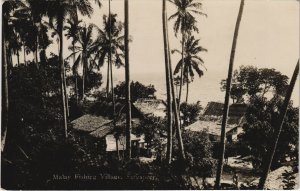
[186,70,189,103]
[106,58,110,98]
[23,45,26,65]
[17,50,20,66]
[63,60,69,117]
[73,43,79,104]
[162,0,173,164]
[258,61,299,189]
[178,34,185,109]
[125,0,131,160]
[1,19,9,152]
[215,0,244,188]
[82,55,85,100]
[58,15,68,139]
[168,26,185,162]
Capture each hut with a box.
[133,98,167,119]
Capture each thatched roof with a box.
[133,98,166,118]
[89,124,114,139]
[203,102,248,125]
[185,120,236,137]
[71,114,112,132]
[203,102,224,116]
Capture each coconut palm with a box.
[94,14,125,97]
[64,15,82,104]
[45,0,101,138]
[67,24,99,99]
[215,0,245,188]
[124,0,131,159]
[172,35,207,103]
[258,61,299,189]
[162,0,173,164]
[168,0,206,108]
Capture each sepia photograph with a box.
[1,0,299,189]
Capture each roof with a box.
[184,120,236,137]
[71,114,112,132]
[203,102,248,117]
[133,98,166,118]
[105,133,145,152]
[89,124,114,139]
[203,102,224,116]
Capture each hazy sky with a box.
[25,0,299,105]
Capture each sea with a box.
[109,69,299,108]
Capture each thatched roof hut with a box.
[71,114,112,133]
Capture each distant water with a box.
[111,70,229,107]
[110,69,299,108]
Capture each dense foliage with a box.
[220,66,289,103]
[239,96,298,169]
[114,81,156,102]
[180,101,203,127]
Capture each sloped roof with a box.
[203,102,248,117]
[203,102,224,116]
[133,98,166,118]
[89,124,114,138]
[71,114,112,132]
[185,120,236,136]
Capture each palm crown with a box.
[168,0,206,36]
[172,35,207,81]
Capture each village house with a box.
[185,102,248,142]
[70,98,169,158]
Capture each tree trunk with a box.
[215,0,244,188]
[1,19,9,152]
[58,16,68,139]
[162,0,173,164]
[168,25,185,161]
[23,45,26,65]
[258,61,299,189]
[73,43,79,105]
[82,55,85,100]
[125,0,131,160]
[106,57,110,98]
[178,34,185,110]
[186,70,189,103]
[17,50,20,66]
[63,59,69,117]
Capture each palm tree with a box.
[215,0,245,188]
[46,0,101,138]
[68,24,99,99]
[94,14,125,97]
[168,0,206,109]
[162,0,173,164]
[124,0,131,159]
[64,15,82,104]
[172,35,207,103]
[258,61,299,189]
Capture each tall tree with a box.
[172,35,207,103]
[46,0,101,138]
[258,61,299,189]
[94,14,125,97]
[168,0,206,109]
[124,0,131,159]
[162,0,173,164]
[64,15,82,104]
[215,0,245,188]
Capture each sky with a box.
[19,0,300,105]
